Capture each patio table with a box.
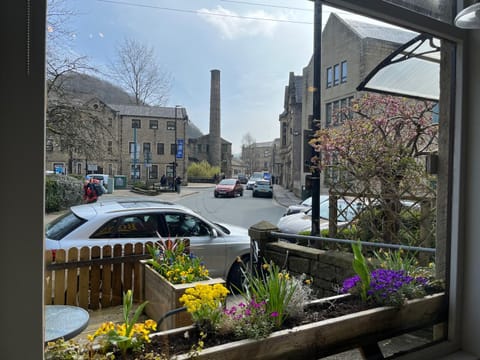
[45,305,90,343]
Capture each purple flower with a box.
[270,312,279,317]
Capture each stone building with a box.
[279,12,418,197]
[46,69,234,183]
[278,72,304,196]
[45,99,189,185]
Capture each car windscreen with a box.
[45,211,87,240]
[319,201,357,222]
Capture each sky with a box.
[52,0,375,154]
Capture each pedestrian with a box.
[83,179,98,203]
[175,176,182,193]
[160,174,167,188]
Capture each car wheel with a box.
[214,193,218,198]
[227,255,250,294]
[240,191,243,197]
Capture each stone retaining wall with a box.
[249,221,356,298]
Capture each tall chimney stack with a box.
[209,69,221,168]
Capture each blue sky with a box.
[55,0,316,154]
[58,1,368,154]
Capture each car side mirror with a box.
[211,228,218,237]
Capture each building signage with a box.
[176,139,184,159]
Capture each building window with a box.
[108,163,113,175]
[167,121,176,130]
[326,103,333,127]
[149,165,158,179]
[130,164,140,180]
[334,64,340,86]
[282,122,287,146]
[143,142,151,154]
[149,120,158,129]
[108,117,113,127]
[170,143,176,155]
[341,61,347,83]
[107,141,112,155]
[205,144,209,153]
[326,67,333,88]
[157,143,164,155]
[197,144,202,153]
[77,163,82,174]
[132,119,141,128]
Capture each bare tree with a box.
[110,38,172,106]
[241,132,256,175]
[46,0,113,174]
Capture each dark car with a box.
[252,179,273,198]
[214,178,244,198]
[237,174,248,184]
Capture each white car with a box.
[283,195,329,216]
[45,199,253,289]
[277,199,359,235]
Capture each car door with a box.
[159,212,227,278]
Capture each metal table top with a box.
[45,305,90,343]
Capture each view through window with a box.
[45,0,452,358]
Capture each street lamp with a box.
[173,105,182,186]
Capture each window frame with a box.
[341,61,347,83]
[326,66,333,88]
[333,64,340,86]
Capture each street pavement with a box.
[45,183,303,223]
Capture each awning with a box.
[357,33,440,102]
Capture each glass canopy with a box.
[357,33,440,101]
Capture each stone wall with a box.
[249,221,356,298]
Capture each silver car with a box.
[45,199,253,289]
[276,198,359,235]
[283,195,329,216]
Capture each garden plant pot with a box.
[142,262,225,330]
[147,292,446,360]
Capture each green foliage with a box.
[179,283,230,332]
[88,290,156,358]
[241,260,298,329]
[187,160,220,178]
[146,237,209,284]
[351,240,371,302]
[373,248,419,274]
[45,174,83,212]
[355,206,424,246]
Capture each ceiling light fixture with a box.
[455,1,480,29]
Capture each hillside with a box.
[58,71,205,139]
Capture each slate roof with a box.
[107,104,187,119]
[335,13,418,44]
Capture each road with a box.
[176,186,286,230]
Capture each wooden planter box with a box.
[149,292,447,360]
[142,262,225,330]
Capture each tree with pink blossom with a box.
[310,93,438,244]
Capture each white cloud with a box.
[98,32,104,38]
[197,6,285,39]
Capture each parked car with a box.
[283,195,329,216]
[237,174,248,184]
[246,172,265,190]
[252,179,273,198]
[214,178,244,198]
[276,198,360,235]
[45,199,253,289]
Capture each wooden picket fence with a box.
[45,242,153,310]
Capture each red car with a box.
[214,178,244,198]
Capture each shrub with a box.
[187,160,220,178]
[45,174,83,212]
